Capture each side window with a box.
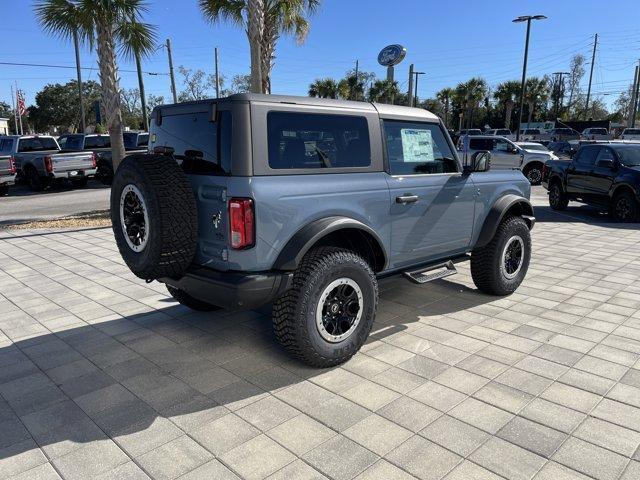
[576,146,599,166]
[469,138,493,150]
[596,147,615,165]
[384,120,458,175]
[151,110,231,175]
[0,139,13,153]
[267,111,370,170]
[58,136,68,149]
[494,139,511,152]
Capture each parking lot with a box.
[1,188,639,480]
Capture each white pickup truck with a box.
[0,135,96,191]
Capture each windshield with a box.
[615,147,640,167]
[18,137,59,152]
[589,129,607,135]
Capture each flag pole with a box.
[10,84,18,134]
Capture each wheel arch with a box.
[475,194,534,249]
[273,216,388,272]
[610,183,639,201]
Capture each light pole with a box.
[513,14,546,141]
[413,71,425,107]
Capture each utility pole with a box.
[631,64,640,128]
[407,64,414,108]
[214,47,220,98]
[354,60,359,101]
[135,52,148,130]
[513,15,547,141]
[584,33,598,120]
[552,71,570,119]
[166,38,178,103]
[73,30,86,133]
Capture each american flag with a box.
[16,89,26,116]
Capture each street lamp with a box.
[513,14,547,141]
[413,71,425,107]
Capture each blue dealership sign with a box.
[377,44,407,67]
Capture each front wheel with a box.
[611,191,638,222]
[272,247,378,367]
[523,164,543,185]
[471,216,531,296]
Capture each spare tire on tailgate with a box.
[110,154,197,280]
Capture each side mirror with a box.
[508,144,518,154]
[465,151,491,173]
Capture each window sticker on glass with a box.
[400,129,434,162]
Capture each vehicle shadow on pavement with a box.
[534,205,640,227]
[3,182,109,198]
[0,275,492,461]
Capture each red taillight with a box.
[229,198,254,250]
[44,155,53,173]
[9,156,16,174]
[91,152,97,168]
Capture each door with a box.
[566,145,599,196]
[591,147,617,201]
[492,138,521,169]
[383,119,476,268]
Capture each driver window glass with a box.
[576,146,599,166]
[494,139,510,152]
[384,120,458,175]
[596,148,615,164]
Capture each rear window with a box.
[137,133,149,146]
[496,129,511,135]
[84,136,110,148]
[151,110,232,175]
[624,129,640,135]
[18,137,59,152]
[589,128,608,135]
[267,112,370,170]
[0,138,14,153]
[469,138,494,150]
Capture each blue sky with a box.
[2,0,639,111]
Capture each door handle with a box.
[396,194,419,204]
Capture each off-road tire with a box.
[0,185,9,196]
[272,247,378,367]
[523,163,543,185]
[611,190,638,222]
[111,154,197,280]
[166,285,220,311]
[548,180,568,211]
[471,215,531,296]
[71,177,88,188]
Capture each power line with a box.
[0,61,168,76]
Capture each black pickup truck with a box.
[542,142,640,221]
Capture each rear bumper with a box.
[160,266,294,310]
[50,168,97,179]
[0,174,16,186]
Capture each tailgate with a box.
[51,152,94,172]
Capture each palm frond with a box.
[116,18,157,59]
[199,0,245,27]
[34,0,91,42]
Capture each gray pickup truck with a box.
[0,153,17,196]
[110,94,535,367]
[58,133,147,185]
[0,135,96,191]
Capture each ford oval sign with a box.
[378,44,407,67]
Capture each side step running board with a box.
[403,260,457,284]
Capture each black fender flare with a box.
[273,216,388,271]
[475,194,535,248]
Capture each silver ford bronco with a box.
[110,94,535,367]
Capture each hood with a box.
[523,150,558,160]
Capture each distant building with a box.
[0,118,8,135]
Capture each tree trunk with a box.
[260,23,277,94]
[527,101,534,126]
[247,0,264,94]
[444,97,449,128]
[96,21,125,170]
[505,101,513,129]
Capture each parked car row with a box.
[0,131,148,195]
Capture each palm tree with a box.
[436,87,454,128]
[308,78,338,98]
[200,0,319,94]
[454,77,487,129]
[493,80,520,129]
[35,0,156,170]
[368,79,399,104]
[524,77,550,126]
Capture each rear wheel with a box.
[166,286,220,311]
[611,190,638,222]
[26,167,45,192]
[548,181,568,211]
[272,247,378,367]
[471,216,531,296]
[0,185,8,196]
